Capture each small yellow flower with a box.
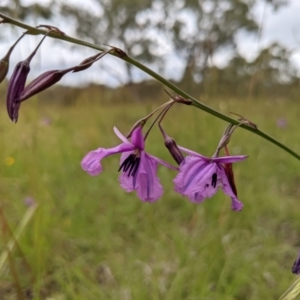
[4,157,15,166]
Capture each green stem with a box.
[1,13,300,160]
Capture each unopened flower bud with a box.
[6,31,53,122]
[213,124,235,157]
[7,60,31,122]
[19,68,73,102]
[159,123,184,165]
[164,137,184,165]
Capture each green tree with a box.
[58,0,288,85]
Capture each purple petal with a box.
[81,143,135,176]
[178,145,209,160]
[119,151,163,202]
[114,127,129,143]
[146,153,179,171]
[212,155,248,164]
[173,156,209,193]
[136,152,163,202]
[217,165,243,211]
[174,156,221,203]
[130,126,145,150]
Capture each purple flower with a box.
[173,145,247,211]
[81,126,177,202]
[292,250,300,274]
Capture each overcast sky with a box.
[2,0,300,86]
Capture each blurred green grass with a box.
[1,95,300,300]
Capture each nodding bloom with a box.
[81,126,178,202]
[6,32,51,122]
[292,250,300,274]
[173,145,247,211]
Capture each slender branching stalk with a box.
[0,13,299,160]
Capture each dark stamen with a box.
[211,173,217,188]
[118,154,134,172]
[131,157,140,177]
[128,156,137,176]
[124,155,134,172]
[118,154,140,177]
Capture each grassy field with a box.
[1,94,300,300]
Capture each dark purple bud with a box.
[6,60,31,122]
[19,68,73,102]
[158,123,184,165]
[292,251,300,274]
[164,137,184,165]
[6,31,53,122]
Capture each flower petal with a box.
[130,125,145,150]
[146,153,179,171]
[81,143,134,176]
[173,156,209,194]
[217,165,243,211]
[119,151,163,202]
[136,152,163,202]
[213,155,248,164]
[178,145,209,160]
[113,127,130,143]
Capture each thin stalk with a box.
[144,102,174,140]
[1,13,300,160]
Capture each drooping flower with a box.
[81,126,177,202]
[6,31,51,122]
[173,145,247,211]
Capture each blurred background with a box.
[1,0,300,299]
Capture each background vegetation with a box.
[0,91,300,299]
[1,0,300,299]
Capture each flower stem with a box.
[1,13,300,160]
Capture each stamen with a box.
[118,154,134,172]
[127,156,137,176]
[123,155,134,172]
[118,154,140,177]
[211,173,217,188]
[131,157,140,177]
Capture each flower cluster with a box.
[81,110,247,211]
